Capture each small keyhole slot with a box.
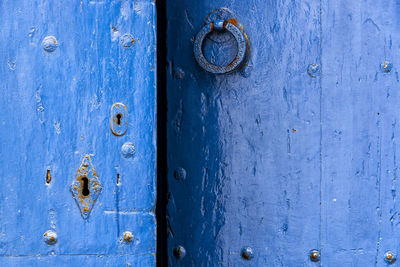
[81,176,90,197]
[46,169,51,184]
[116,113,123,125]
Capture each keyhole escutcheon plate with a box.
[110,103,128,136]
[70,155,102,219]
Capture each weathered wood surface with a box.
[0,1,156,266]
[167,0,400,266]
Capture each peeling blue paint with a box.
[167,0,400,266]
[0,0,156,266]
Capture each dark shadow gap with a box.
[156,0,168,266]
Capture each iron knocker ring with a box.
[194,20,247,74]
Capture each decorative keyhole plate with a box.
[70,155,102,219]
[110,103,128,136]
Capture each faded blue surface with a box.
[167,0,400,266]
[0,1,156,266]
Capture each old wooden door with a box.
[0,1,156,266]
[167,1,400,266]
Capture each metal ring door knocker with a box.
[194,9,248,74]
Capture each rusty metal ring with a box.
[194,20,247,74]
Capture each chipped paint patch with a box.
[53,121,61,134]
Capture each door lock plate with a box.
[70,155,102,219]
[110,103,128,136]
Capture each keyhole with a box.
[116,113,122,125]
[81,176,90,196]
[46,169,51,184]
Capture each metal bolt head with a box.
[307,64,320,78]
[120,33,135,48]
[241,246,254,260]
[43,230,57,245]
[173,245,186,260]
[174,167,187,181]
[123,231,133,242]
[42,36,58,52]
[121,142,135,158]
[173,67,185,80]
[381,61,393,73]
[214,20,225,31]
[309,249,320,262]
[385,251,396,264]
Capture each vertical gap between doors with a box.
[156,0,168,266]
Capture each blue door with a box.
[167,1,400,266]
[0,1,156,266]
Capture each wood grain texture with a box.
[321,1,400,266]
[0,1,156,266]
[167,0,400,266]
[167,0,321,266]
[0,254,155,267]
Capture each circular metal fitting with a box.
[241,246,254,260]
[43,230,57,245]
[381,61,393,73]
[120,33,135,48]
[309,249,320,262]
[173,245,186,260]
[174,167,187,181]
[194,20,247,74]
[307,63,320,78]
[42,36,58,52]
[121,142,135,158]
[385,251,396,264]
[123,231,133,242]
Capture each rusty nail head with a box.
[381,61,393,73]
[123,231,133,242]
[43,230,57,245]
[241,246,254,260]
[385,251,396,264]
[120,33,135,48]
[309,249,320,262]
[173,245,186,259]
[42,36,58,52]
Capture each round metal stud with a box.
[174,167,187,181]
[42,36,58,52]
[173,245,186,260]
[307,64,320,78]
[309,249,320,262]
[194,20,247,74]
[241,246,254,260]
[120,33,135,48]
[121,142,135,158]
[43,230,57,245]
[385,251,396,264]
[381,61,393,73]
[123,231,133,242]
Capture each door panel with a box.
[167,1,321,266]
[0,0,156,265]
[321,1,400,265]
[0,255,155,267]
[167,0,400,266]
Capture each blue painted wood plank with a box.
[167,1,321,266]
[0,0,156,264]
[168,0,400,266]
[321,1,400,266]
[0,254,155,267]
